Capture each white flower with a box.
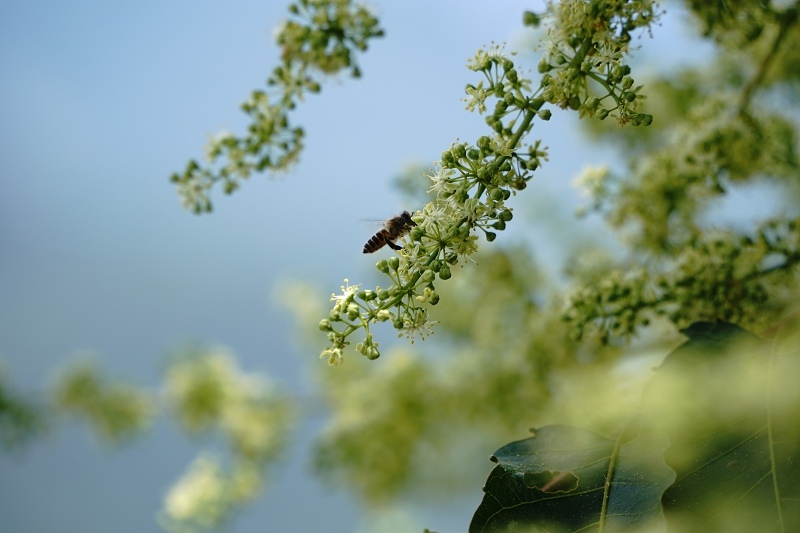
[425,165,457,197]
[320,346,344,366]
[330,278,359,312]
[572,164,609,199]
[464,85,487,113]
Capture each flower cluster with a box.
[317,3,661,364]
[171,0,383,213]
[562,218,800,342]
[318,46,550,364]
[535,0,661,125]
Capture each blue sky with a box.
[0,1,728,532]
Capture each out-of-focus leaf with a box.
[0,373,46,449]
[643,321,800,532]
[469,425,674,533]
[53,359,154,445]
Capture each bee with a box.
[363,211,417,253]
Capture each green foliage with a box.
[0,370,45,449]
[53,358,155,445]
[164,349,294,464]
[469,322,800,532]
[159,349,295,531]
[47,349,294,532]
[470,426,674,533]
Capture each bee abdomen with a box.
[363,231,389,254]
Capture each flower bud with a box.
[439,265,452,280]
[388,256,400,271]
[523,11,540,27]
[622,76,633,89]
[318,319,333,331]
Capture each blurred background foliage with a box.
[2,0,800,531]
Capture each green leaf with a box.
[469,425,675,533]
[643,321,800,531]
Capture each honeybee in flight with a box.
[363,211,417,253]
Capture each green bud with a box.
[492,220,506,230]
[596,109,610,120]
[467,148,480,161]
[507,69,518,83]
[429,292,440,305]
[410,226,423,241]
[502,59,514,71]
[639,113,653,126]
[499,209,513,222]
[431,259,442,272]
[346,305,359,321]
[318,319,332,331]
[490,188,504,200]
[623,91,636,103]
[485,231,497,242]
[388,256,400,271]
[523,11,540,27]
[537,60,551,73]
[376,260,389,273]
[420,270,436,284]
[538,109,552,121]
[362,290,377,301]
[446,253,458,264]
[439,265,452,280]
[477,136,491,151]
[393,318,404,329]
[585,97,600,110]
[378,289,390,300]
[454,144,467,159]
[329,310,342,322]
[622,76,633,89]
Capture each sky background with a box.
[0,1,753,532]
